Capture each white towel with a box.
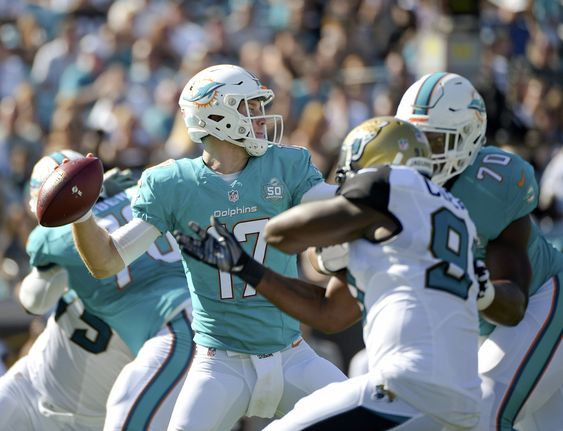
[246,352,284,418]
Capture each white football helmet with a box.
[396,72,487,185]
[178,64,283,157]
[29,149,83,215]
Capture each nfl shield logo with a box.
[228,190,239,203]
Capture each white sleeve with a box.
[110,218,161,266]
[19,266,68,315]
[300,182,338,203]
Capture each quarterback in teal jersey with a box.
[175,117,485,430]
[71,64,346,431]
[396,72,563,431]
[1,151,193,431]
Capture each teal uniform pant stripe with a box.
[122,311,194,431]
[496,276,562,430]
[413,72,448,115]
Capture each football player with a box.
[175,117,484,430]
[0,150,193,431]
[396,73,563,430]
[70,64,347,431]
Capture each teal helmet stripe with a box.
[496,275,562,430]
[413,72,448,115]
[30,178,44,187]
[49,152,67,165]
[30,152,66,188]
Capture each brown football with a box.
[36,157,103,227]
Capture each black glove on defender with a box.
[174,216,265,287]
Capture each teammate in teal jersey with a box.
[0,152,132,431]
[5,150,193,431]
[539,149,563,253]
[71,64,346,431]
[396,72,563,431]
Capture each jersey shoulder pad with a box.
[26,226,49,264]
[338,165,391,211]
[266,144,323,196]
[124,185,139,202]
[268,144,312,163]
[135,159,189,204]
[388,165,427,188]
[139,159,182,186]
[26,225,74,268]
[133,159,192,233]
[472,146,538,208]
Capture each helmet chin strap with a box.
[208,134,267,157]
[240,138,268,157]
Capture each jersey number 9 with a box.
[426,208,472,299]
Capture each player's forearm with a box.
[480,280,528,326]
[72,217,125,278]
[483,216,532,326]
[257,269,359,333]
[264,217,313,254]
[265,197,377,254]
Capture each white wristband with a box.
[477,280,495,311]
[74,209,93,224]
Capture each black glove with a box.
[174,216,265,286]
[100,168,138,198]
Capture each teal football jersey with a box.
[27,187,189,355]
[450,147,563,334]
[132,145,324,354]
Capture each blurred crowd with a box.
[0,0,561,371]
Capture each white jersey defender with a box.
[267,165,482,431]
[0,294,133,431]
[263,117,483,430]
[347,166,481,426]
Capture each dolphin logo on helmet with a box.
[183,80,226,107]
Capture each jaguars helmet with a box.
[178,64,283,157]
[336,116,433,184]
[396,72,487,186]
[28,149,84,215]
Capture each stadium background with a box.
[0,0,561,392]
